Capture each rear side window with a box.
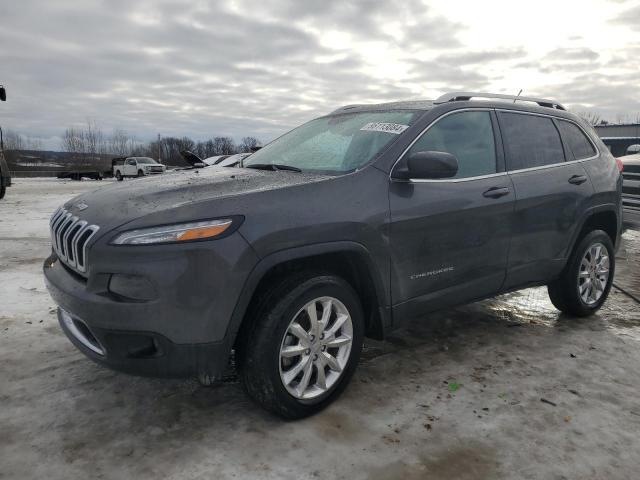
[499,112,565,170]
[557,120,597,160]
[407,111,497,179]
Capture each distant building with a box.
[593,123,640,157]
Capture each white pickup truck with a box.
[113,157,166,181]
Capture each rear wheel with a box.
[548,230,614,317]
[116,171,123,181]
[237,273,364,419]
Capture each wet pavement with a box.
[1,179,639,480]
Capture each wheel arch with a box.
[228,242,390,349]
[567,205,620,258]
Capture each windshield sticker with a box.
[360,122,409,134]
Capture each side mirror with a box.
[395,151,458,180]
[0,86,6,102]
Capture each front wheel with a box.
[238,273,364,419]
[548,230,615,317]
[116,171,123,181]
[137,170,144,177]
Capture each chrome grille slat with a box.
[50,208,100,275]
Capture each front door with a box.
[125,158,137,176]
[389,109,515,321]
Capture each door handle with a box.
[483,186,510,199]
[568,175,588,185]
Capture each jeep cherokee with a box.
[44,92,623,418]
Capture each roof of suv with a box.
[329,92,568,117]
[330,100,435,115]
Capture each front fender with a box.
[224,241,390,342]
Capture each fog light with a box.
[108,274,156,301]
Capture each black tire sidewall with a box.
[246,275,364,418]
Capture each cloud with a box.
[435,49,526,65]
[0,0,638,149]
[611,4,640,31]
[544,47,600,62]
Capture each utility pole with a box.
[157,133,161,164]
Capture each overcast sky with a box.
[1,0,638,149]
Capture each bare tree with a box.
[26,136,43,150]
[3,130,25,151]
[576,110,603,126]
[110,128,131,157]
[84,119,107,157]
[61,127,85,157]
[238,136,261,153]
[212,136,236,155]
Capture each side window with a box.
[407,111,497,179]
[126,158,136,166]
[557,120,597,160]
[499,112,565,170]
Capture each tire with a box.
[547,230,615,317]
[116,171,123,181]
[0,185,5,200]
[137,170,144,177]
[237,272,364,419]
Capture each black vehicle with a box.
[0,85,11,200]
[44,92,623,418]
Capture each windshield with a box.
[136,157,158,164]
[244,110,420,173]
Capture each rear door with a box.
[498,111,594,288]
[389,109,516,318]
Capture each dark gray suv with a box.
[44,92,623,418]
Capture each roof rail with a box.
[434,92,566,111]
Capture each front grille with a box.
[623,164,640,174]
[622,164,640,213]
[50,208,100,275]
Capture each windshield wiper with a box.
[245,163,302,173]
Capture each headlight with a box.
[111,219,234,245]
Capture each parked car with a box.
[619,153,640,227]
[626,144,640,156]
[57,170,106,181]
[203,152,251,167]
[0,85,11,200]
[44,92,622,418]
[113,156,166,180]
[178,151,252,169]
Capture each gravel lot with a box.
[1,178,639,480]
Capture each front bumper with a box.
[57,307,230,378]
[43,231,258,379]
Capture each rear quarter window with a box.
[499,112,565,170]
[557,120,597,160]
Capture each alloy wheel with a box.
[578,242,610,305]
[278,296,353,400]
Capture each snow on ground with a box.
[1,178,640,480]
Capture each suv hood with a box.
[61,166,329,232]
